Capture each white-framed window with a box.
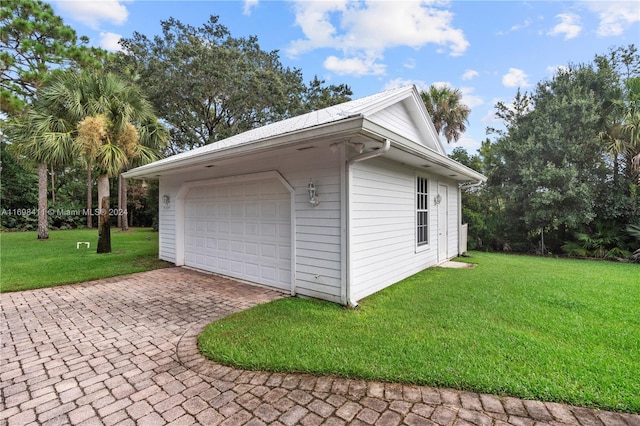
[416,176,429,246]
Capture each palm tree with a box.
[601,77,640,180]
[9,70,167,252]
[621,77,640,175]
[599,85,627,183]
[420,85,470,143]
[5,103,78,239]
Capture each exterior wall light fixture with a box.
[307,179,319,207]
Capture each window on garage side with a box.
[416,176,428,246]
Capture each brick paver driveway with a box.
[1,268,638,426]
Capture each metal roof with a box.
[124,85,486,184]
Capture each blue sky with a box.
[51,1,640,154]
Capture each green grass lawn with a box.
[1,228,171,292]
[200,252,640,412]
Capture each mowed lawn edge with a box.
[1,228,172,292]
[199,252,640,413]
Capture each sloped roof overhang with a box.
[124,113,485,185]
[359,118,486,184]
[123,114,366,179]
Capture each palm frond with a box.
[96,142,128,177]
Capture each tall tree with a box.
[622,77,640,175]
[109,15,351,153]
[420,85,470,143]
[296,76,353,114]
[1,0,105,239]
[0,138,38,230]
[7,70,168,252]
[594,46,640,184]
[483,63,626,252]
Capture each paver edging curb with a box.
[176,317,640,426]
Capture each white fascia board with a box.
[407,89,447,156]
[355,85,414,116]
[360,117,438,154]
[360,119,486,183]
[124,115,364,179]
[357,86,446,156]
[397,141,486,182]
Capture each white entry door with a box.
[183,179,291,291]
[437,183,448,263]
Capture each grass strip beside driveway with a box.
[1,228,171,292]
[199,252,640,413]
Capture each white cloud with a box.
[444,134,481,155]
[460,87,483,109]
[323,55,385,76]
[383,78,428,92]
[99,32,123,52]
[547,13,582,40]
[497,18,532,35]
[243,0,259,16]
[546,64,570,75]
[481,105,501,126]
[54,0,129,29]
[586,2,640,36]
[385,79,482,109]
[288,0,469,76]
[403,58,416,70]
[431,81,452,90]
[385,79,482,111]
[462,69,479,80]
[483,95,533,131]
[502,68,530,88]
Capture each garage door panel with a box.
[230,222,243,236]
[261,223,277,238]
[279,269,291,282]
[230,259,243,274]
[206,222,217,233]
[230,204,243,217]
[261,243,276,259]
[278,200,291,217]
[246,202,260,217]
[216,204,228,217]
[279,224,291,238]
[230,240,243,254]
[245,222,259,237]
[261,201,278,218]
[279,245,291,260]
[184,179,291,290]
[246,263,259,278]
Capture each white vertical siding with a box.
[350,159,460,302]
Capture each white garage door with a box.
[184,179,291,291]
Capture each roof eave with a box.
[395,141,487,183]
[359,119,486,183]
[124,115,365,179]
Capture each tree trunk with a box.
[87,165,93,228]
[50,165,55,204]
[121,176,129,231]
[97,174,111,253]
[117,174,122,229]
[37,162,49,240]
